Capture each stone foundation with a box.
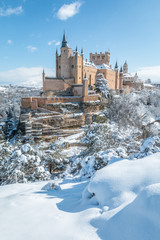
[20,97,101,141]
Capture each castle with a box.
[42,32,124,96]
[20,33,144,141]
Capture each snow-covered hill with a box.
[1,153,160,240]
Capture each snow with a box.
[84,61,97,68]
[0,86,6,91]
[85,153,160,208]
[1,86,160,239]
[1,153,160,239]
[144,83,154,88]
[92,183,160,240]
[96,64,113,71]
[0,180,100,240]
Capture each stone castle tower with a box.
[123,61,128,73]
[56,33,84,84]
[90,51,110,66]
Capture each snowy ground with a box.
[0,179,100,240]
[1,152,160,240]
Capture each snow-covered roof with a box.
[84,61,97,68]
[71,51,77,56]
[144,84,154,88]
[96,64,112,71]
[123,73,133,78]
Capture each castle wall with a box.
[97,68,116,89]
[44,78,74,92]
[72,85,83,96]
[21,95,99,109]
[84,65,97,86]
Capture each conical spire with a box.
[115,61,118,69]
[61,31,68,48]
[120,66,123,73]
[76,46,78,52]
[81,48,84,54]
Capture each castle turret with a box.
[61,32,68,48]
[83,73,88,97]
[42,69,46,92]
[75,46,78,84]
[114,61,119,90]
[119,66,123,89]
[81,48,84,81]
[60,32,72,78]
[123,61,128,73]
[56,48,58,78]
[114,61,118,70]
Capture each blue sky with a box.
[0,0,160,85]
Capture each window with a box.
[59,66,61,69]
[72,65,74,68]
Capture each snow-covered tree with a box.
[0,143,50,185]
[95,73,109,98]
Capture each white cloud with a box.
[57,1,82,20]
[48,40,56,46]
[55,41,61,46]
[138,66,160,83]
[7,40,13,45]
[27,46,37,52]
[0,6,23,17]
[0,67,55,87]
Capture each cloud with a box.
[138,66,160,83]
[48,40,60,46]
[0,67,55,87]
[55,41,61,46]
[7,40,13,45]
[0,6,23,17]
[48,40,56,46]
[57,1,82,20]
[27,46,37,52]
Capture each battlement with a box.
[90,51,110,66]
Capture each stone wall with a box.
[97,68,116,89]
[83,65,97,86]
[21,95,99,109]
[44,78,74,92]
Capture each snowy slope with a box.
[0,180,100,240]
[1,153,160,240]
[84,152,160,240]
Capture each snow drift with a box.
[84,152,160,208]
